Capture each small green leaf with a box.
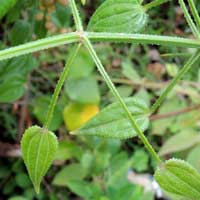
[131,149,149,172]
[87,0,148,33]
[9,20,31,45]
[154,159,200,200]
[21,126,58,193]
[187,145,200,172]
[53,163,87,187]
[159,129,200,156]
[65,76,100,104]
[81,0,86,5]
[0,0,17,20]
[68,46,95,80]
[72,98,149,139]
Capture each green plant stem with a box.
[144,0,170,10]
[187,0,200,30]
[150,50,200,114]
[83,36,161,164]
[179,0,200,38]
[70,0,83,31]
[87,32,200,48]
[1,32,200,61]
[0,32,80,61]
[44,44,82,129]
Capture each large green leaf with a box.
[87,0,148,33]
[21,126,58,193]
[154,159,200,200]
[0,0,17,20]
[0,55,38,103]
[159,129,200,156]
[72,98,149,139]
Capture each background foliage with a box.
[0,0,200,199]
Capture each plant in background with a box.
[0,0,200,199]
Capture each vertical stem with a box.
[151,50,200,114]
[144,0,170,10]
[187,0,200,30]
[83,36,161,164]
[179,0,200,38]
[44,44,82,129]
[70,0,83,31]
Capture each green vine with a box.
[0,0,199,168]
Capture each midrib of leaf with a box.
[39,133,50,180]
[27,133,38,179]
[78,114,147,132]
[34,133,45,188]
[93,14,142,30]
[167,165,200,191]
[166,168,200,198]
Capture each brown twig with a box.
[17,76,31,142]
[150,104,200,121]
[0,142,21,157]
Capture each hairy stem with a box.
[44,44,82,129]
[144,0,171,10]
[1,32,200,61]
[87,32,200,48]
[187,0,200,30]
[150,50,200,114]
[0,32,80,61]
[179,0,200,38]
[70,0,83,31]
[83,36,161,164]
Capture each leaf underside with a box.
[72,97,149,139]
[154,159,200,200]
[87,0,148,33]
[21,126,58,193]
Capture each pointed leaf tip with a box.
[21,125,58,193]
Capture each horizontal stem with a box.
[0,32,80,61]
[87,32,200,48]
[1,32,200,62]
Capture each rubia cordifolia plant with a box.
[0,0,200,199]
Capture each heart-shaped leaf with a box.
[21,126,58,193]
[71,98,149,139]
[87,0,148,33]
[154,159,200,200]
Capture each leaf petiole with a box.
[83,36,161,164]
[44,44,82,129]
